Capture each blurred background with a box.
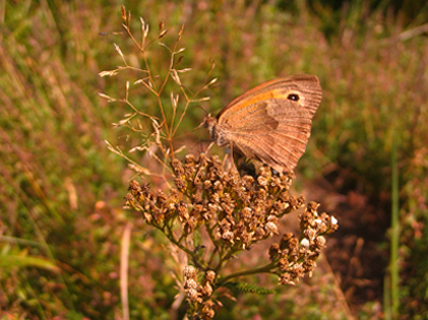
[1,0,428,319]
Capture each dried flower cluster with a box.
[183,266,216,318]
[125,153,338,319]
[269,201,338,285]
[126,153,306,250]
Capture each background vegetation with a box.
[1,0,427,319]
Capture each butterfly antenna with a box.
[173,122,205,140]
[191,101,210,116]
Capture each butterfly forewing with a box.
[218,75,321,120]
[209,74,322,173]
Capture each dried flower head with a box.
[124,153,338,317]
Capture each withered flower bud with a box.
[288,237,299,251]
[171,158,185,176]
[265,221,279,235]
[202,211,213,221]
[174,177,186,191]
[289,195,305,210]
[300,238,310,249]
[186,288,199,302]
[303,227,316,241]
[314,236,326,249]
[192,188,203,203]
[184,155,197,178]
[193,176,203,191]
[152,206,164,223]
[257,175,268,187]
[184,265,196,279]
[288,250,299,263]
[241,175,255,189]
[201,282,213,297]
[185,278,198,290]
[191,204,204,216]
[224,215,236,227]
[327,215,339,233]
[303,259,317,274]
[288,265,304,284]
[280,232,294,250]
[278,190,290,202]
[169,188,179,200]
[142,211,153,223]
[184,216,197,234]
[218,218,231,231]
[235,188,250,203]
[234,220,245,233]
[270,176,281,187]
[157,191,168,205]
[210,191,220,203]
[220,193,232,204]
[205,270,216,283]
[307,201,319,213]
[272,200,285,213]
[184,154,196,165]
[203,180,212,190]
[279,273,294,285]
[254,226,266,239]
[280,174,292,185]
[269,243,281,260]
[228,173,240,186]
[316,220,328,234]
[278,257,290,271]
[300,210,315,229]
[240,207,252,222]
[129,180,141,192]
[124,193,135,205]
[206,202,218,217]
[212,180,223,191]
[221,230,234,243]
[259,165,271,178]
[202,300,215,319]
[220,202,234,216]
[269,176,281,193]
[176,201,189,221]
[240,231,252,249]
[255,189,266,200]
[198,153,208,167]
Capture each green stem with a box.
[166,231,193,257]
[206,225,220,267]
[162,226,209,269]
[390,137,399,318]
[214,244,243,272]
[217,262,275,286]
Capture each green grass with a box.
[1,0,428,319]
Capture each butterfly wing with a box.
[217,75,322,172]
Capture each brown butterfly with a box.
[204,74,322,173]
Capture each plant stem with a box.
[217,262,275,286]
[390,137,399,318]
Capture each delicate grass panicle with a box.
[103,6,338,319]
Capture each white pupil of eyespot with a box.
[287,94,299,101]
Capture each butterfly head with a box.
[204,115,229,147]
[203,115,217,136]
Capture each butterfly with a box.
[204,74,322,173]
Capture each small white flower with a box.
[300,238,310,248]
